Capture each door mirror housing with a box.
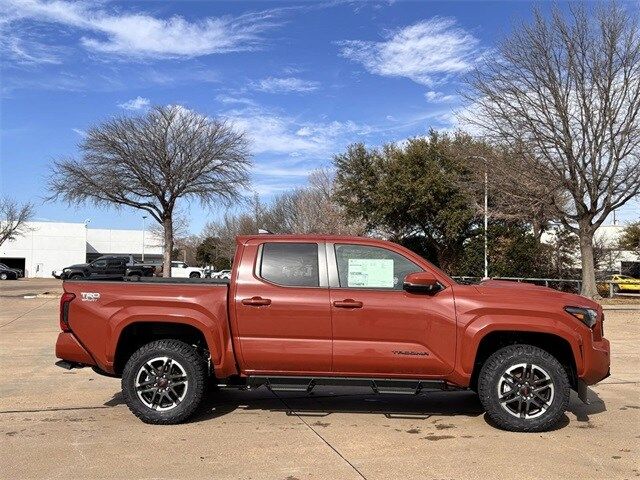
[403,272,441,293]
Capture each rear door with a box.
[232,240,332,374]
[88,258,107,276]
[106,258,126,276]
[327,242,457,377]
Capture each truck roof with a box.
[236,234,379,245]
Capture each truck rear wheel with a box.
[477,344,569,432]
[122,339,206,424]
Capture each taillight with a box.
[59,292,75,332]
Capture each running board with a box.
[248,376,451,395]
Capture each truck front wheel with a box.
[477,344,569,432]
[122,339,206,424]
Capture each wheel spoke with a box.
[136,379,156,389]
[533,377,552,389]
[499,389,519,403]
[150,390,161,410]
[168,387,181,405]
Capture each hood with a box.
[66,263,89,269]
[475,279,600,310]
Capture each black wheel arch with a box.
[469,331,577,392]
[113,321,210,376]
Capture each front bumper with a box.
[55,332,96,366]
[579,337,611,385]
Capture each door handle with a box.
[333,299,363,309]
[241,296,272,306]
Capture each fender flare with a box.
[106,306,237,377]
[458,314,584,377]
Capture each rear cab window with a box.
[259,242,320,287]
[334,244,423,290]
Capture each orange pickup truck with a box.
[55,235,610,432]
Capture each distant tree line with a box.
[40,2,638,299]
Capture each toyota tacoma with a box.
[55,235,610,431]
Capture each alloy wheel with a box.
[497,363,555,419]
[135,356,189,411]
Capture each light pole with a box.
[470,155,489,280]
[141,215,147,262]
[483,157,488,280]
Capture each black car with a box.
[0,263,21,280]
[54,255,155,280]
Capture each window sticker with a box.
[347,258,394,288]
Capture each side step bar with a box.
[248,376,453,395]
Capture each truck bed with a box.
[65,276,230,285]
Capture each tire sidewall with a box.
[122,341,205,424]
[478,345,569,432]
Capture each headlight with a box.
[565,306,598,328]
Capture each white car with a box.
[170,261,204,278]
[213,269,232,279]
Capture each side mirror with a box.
[403,272,441,293]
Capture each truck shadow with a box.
[103,384,607,429]
[568,387,607,422]
[192,387,486,423]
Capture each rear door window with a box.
[259,243,319,287]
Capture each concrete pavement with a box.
[0,280,638,479]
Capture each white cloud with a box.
[253,77,320,93]
[2,0,279,59]
[338,17,480,85]
[0,34,64,65]
[118,96,150,111]
[215,94,257,106]
[223,106,371,157]
[425,90,456,103]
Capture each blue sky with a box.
[1,0,638,233]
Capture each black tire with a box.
[189,272,201,278]
[122,339,207,424]
[478,344,569,432]
[68,273,83,280]
[613,283,620,293]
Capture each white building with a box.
[0,221,162,278]
[541,223,639,274]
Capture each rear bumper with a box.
[579,338,610,385]
[55,332,97,367]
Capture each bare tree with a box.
[0,197,34,246]
[48,105,251,276]
[464,3,640,298]
[265,170,365,235]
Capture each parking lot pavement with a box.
[0,294,638,480]
[0,278,63,298]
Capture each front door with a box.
[232,240,332,374]
[327,242,457,377]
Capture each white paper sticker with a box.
[347,258,394,288]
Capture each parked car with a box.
[213,269,231,279]
[170,261,204,278]
[54,255,155,280]
[606,274,640,293]
[55,234,610,432]
[0,263,21,280]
